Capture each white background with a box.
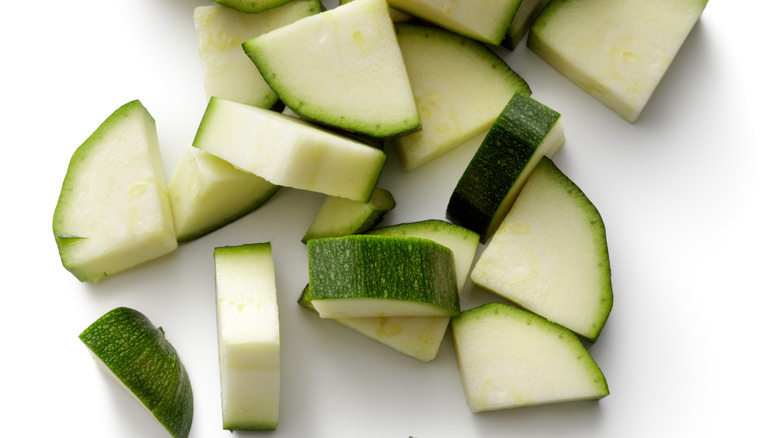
[2,0,778,436]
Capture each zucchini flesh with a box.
[193,97,386,202]
[215,243,280,431]
[242,0,420,138]
[527,0,708,122]
[53,100,177,282]
[470,157,613,341]
[391,22,531,171]
[452,303,609,413]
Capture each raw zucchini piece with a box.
[471,157,612,341]
[300,220,478,361]
[194,1,322,108]
[339,0,412,21]
[193,97,386,202]
[53,100,177,282]
[451,302,609,413]
[446,92,564,243]
[168,146,280,242]
[501,0,551,49]
[242,0,420,138]
[301,186,395,243]
[527,0,708,122]
[215,243,280,431]
[387,0,522,45]
[307,234,459,318]
[390,22,531,171]
[79,307,193,438]
[367,219,479,292]
[213,0,296,14]
[298,285,448,362]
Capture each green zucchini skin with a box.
[79,307,193,438]
[307,234,460,316]
[446,92,562,242]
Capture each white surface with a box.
[3,0,778,436]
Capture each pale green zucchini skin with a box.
[446,92,564,243]
[307,234,460,318]
[451,302,609,413]
[79,307,193,438]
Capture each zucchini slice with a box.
[390,22,531,171]
[168,147,280,242]
[470,157,613,342]
[387,0,523,45]
[53,100,177,282]
[79,307,193,438]
[300,220,478,361]
[527,0,709,122]
[301,186,396,243]
[452,303,609,413]
[215,243,280,431]
[243,0,420,138]
[193,97,386,202]
[446,92,564,243]
[307,234,459,318]
[194,1,322,108]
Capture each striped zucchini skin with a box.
[79,307,193,438]
[307,234,460,316]
[446,92,562,242]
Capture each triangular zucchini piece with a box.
[242,0,420,138]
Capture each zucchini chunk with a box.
[527,0,709,122]
[79,307,193,438]
[193,97,386,202]
[215,243,280,431]
[390,22,531,171]
[53,100,177,282]
[301,186,396,243]
[194,1,322,108]
[168,147,280,242]
[452,303,609,413]
[243,0,420,138]
[300,220,479,361]
[307,234,460,318]
[446,92,564,243]
[387,0,523,45]
[470,157,613,342]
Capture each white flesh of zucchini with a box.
[470,157,612,341]
[194,1,321,108]
[452,302,609,413]
[215,243,280,431]
[527,0,708,122]
[193,97,386,202]
[243,0,419,138]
